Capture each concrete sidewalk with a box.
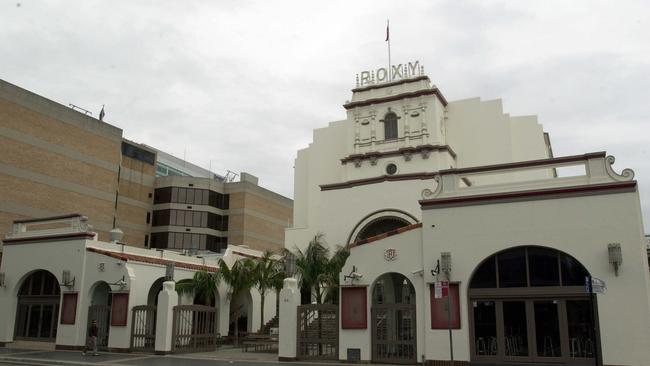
[0,345,354,366]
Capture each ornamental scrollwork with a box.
[605,155,635,182]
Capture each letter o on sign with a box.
[376,68,388,82]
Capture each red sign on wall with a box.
[60,293,78,325]
[111,293,129,326]
[341,287,367,329]
[430,283,460,329]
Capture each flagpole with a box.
[387,19,392,81]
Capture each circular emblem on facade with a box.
[384,248,397,261]
[386,163,397,175]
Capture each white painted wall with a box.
[287,79,551,253]
[419,190,650,365]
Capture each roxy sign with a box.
[356,61,424,87]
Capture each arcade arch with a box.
[87,281,112,349]
[468,246,598,364]
[370,272,416,364]
[14,270,60,341]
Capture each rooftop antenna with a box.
[224,170,238,183]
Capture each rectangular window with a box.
[194,190,203,205]
[222,215,229,231]
[154,187,172,204]
[184,211,193,226]
[146,212,151,224]
[144,235,149,247]
[192,211,202,227]
[430,283,460,329]
[171,187,179,202]
[178,188,187,203]
[175,211,184,226]
[186,189,195,204]
[202,190,209,205]
[121,142,155,165]
[174,232,183,248]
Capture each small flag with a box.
[385,20,390,42]
[99,105,105,121]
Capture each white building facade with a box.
[0,214,277,352]
[283,67,650,366]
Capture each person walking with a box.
[82,319,99,356]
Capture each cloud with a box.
[1,0,648,227]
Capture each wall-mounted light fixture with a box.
[431,260,440,276]
[608,243,622,276]
[432,252,452,278]
[109,275,127,290]
[344,265,363,282]
[441,252,452,276]
[62,270,75,289]
[0,272,5,288]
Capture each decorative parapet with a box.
[420,152,636,206]
[4,213,95,241]
[341,144,456,166]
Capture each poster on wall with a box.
[60,293,78,324]
[429,283,460,329]
[111,293,129,326]
[341,287,367,329]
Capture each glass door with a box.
[566,300,596,360]
[533,301,563,361]
[502,301,530,361]
[471,301,498,359]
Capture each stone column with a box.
[278,278,301,361]
[154,281,178,354]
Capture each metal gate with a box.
[130,305,156,352]
[297,304,338,360]
[87,305,111,349]
[371,304,417,364]
[172,305,219,353]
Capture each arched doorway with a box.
[468,246,599,364]
[14,270,60,341]
[87,282,111,349]
[371,272,416,364]
[147,277,166,306]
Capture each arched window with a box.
[355,216,410,242]
[384,112,398,140]
[468,247,597,363]
[469,246,589,288]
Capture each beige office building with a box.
[0,79,292,256]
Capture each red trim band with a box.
[341,144,456,165]
[344,88,448,109]
[321,172,438,191]
[2,232,96,245]
[86,247,219,272]
[351,222,422,247]
[13,213,86,224]
[420,181,637,208]
[438,152,606,176]
[351,76,430,92]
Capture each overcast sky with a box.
[2,1,649,228]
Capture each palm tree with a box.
[175,270,218,306]
[291,233,349,304]
[252,251,281,331]
[320,245,350,304]
[292,233,329,304]
[216,257,255,346]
